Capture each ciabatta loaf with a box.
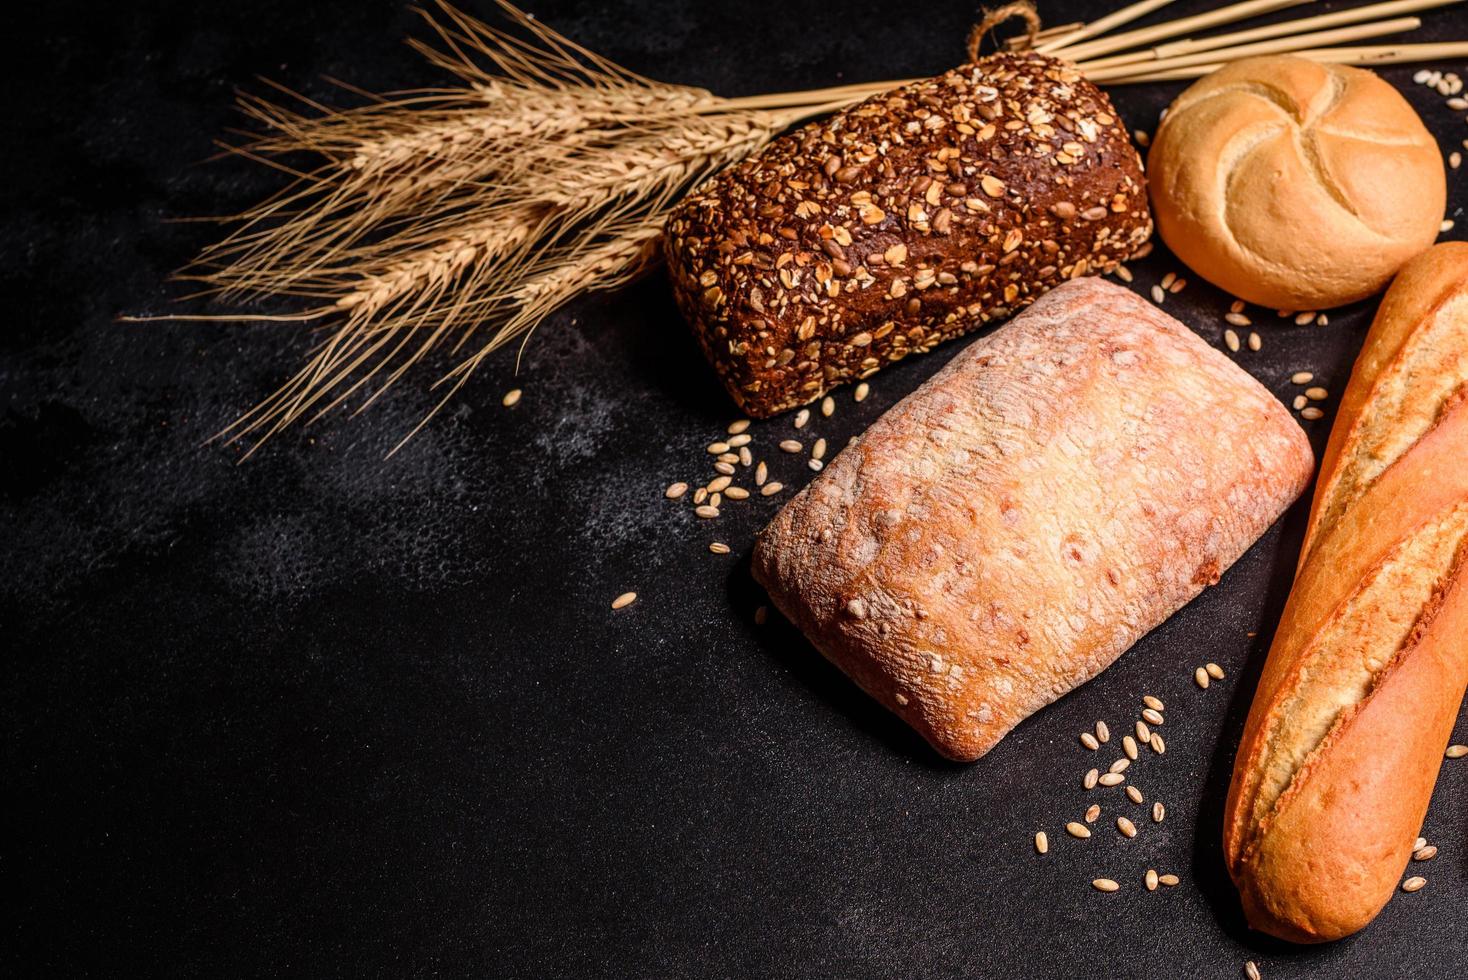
[1224,242,1468,943]
[752,278,1312,761]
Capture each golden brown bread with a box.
[751,278,1312,761]
[1224,242,1468,943]
[1148,56,1444,310]
[664,52,1151,418]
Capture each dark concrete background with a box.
[3,1,1464,976]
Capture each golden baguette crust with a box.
[751,278,1312,761]
[1307,241,1468,549]
[1224,243,1468,943]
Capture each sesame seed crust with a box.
[664,52,1152,417]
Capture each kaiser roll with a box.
[1148,56,1444,310]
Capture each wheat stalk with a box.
[201,104,784,458]
[137,0,1468,455]
[133,1,841,455]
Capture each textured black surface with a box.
[4,1,1466,976]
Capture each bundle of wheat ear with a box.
[132,0,1467,456]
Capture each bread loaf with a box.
[1149,56,1444,310]
[751,278,1312,761]
[1224,242,1468,943]
[664,52,1151,418]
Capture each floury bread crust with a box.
[1224,243,1468,943]
[665,52,1151,418]
[1149,56,1444,311]
[752,278,1313,761]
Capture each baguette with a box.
[664,52,1151,418]
[1224,242,1468,943]
[752,278,1311,761]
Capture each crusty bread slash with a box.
[751,278,1311,761]
[1149,56,1444,311]
[664,52,1151,418]
[1224,242,1468,943]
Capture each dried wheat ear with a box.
[132,0,1468,454]
[134,1,868,456]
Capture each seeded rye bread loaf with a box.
[752,278,1312,761]
[664,52,1152,417]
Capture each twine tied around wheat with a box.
[968,2,1044,62]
